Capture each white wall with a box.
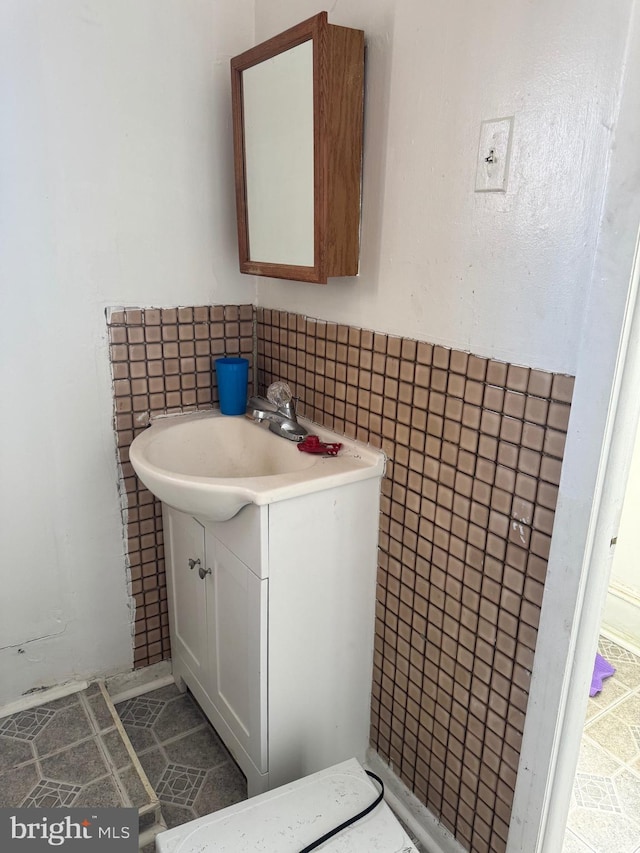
[602,417,640,652]
[0,0,254,705]
[509,1,640,846]
[255,0,633,375]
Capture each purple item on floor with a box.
[590,653,616,696]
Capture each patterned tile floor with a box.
[115,684,247,853]
[563,637,640,853]
[0,681,246,851]
[0,682,162,840]
[7,647,635,853]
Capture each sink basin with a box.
[129,411,385,521]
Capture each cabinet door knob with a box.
[188,558,201,571]
[198,566,212,580]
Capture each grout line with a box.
[585,687,636,725]
[585,682,640,726]
[580,732,640,783]
[97,682,159,808]
[80,687,113,736]
[5,732,99,768]
[152,723,213,749]
[132,721,236,775]
[79,691,132,809]
[612,758,640,785]
[579,733,626,772]
[564,825,599,853]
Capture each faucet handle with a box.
[267,381,293,408]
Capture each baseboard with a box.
[106,661,175,704]
[365,749,467,853]
[599,624,640,658]
[0,679,89,720]
[0,662,176,718]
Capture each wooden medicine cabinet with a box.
[230,12,364,284]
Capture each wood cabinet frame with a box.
[230,12,364,284]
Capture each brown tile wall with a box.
[256,307,574,853]
[108,303,574,852]
[107,305,254,668]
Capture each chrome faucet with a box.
[246,383,308,442]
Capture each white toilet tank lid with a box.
[155,757,418,852]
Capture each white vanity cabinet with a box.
[163,507,268,777]
[162,477,381,797]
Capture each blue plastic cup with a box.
[215,357,249,415]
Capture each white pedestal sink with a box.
[129,410,385,522]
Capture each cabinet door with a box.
[163,509,208,686]
[206,533,268,772]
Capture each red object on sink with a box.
[297,435,343,456]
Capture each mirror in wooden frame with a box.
[231,12,364,284]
